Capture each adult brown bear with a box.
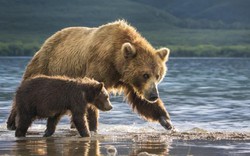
[7,20,173,131]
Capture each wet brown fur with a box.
[12,75,111,137]
[7,20,172,131]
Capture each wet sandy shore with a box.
[1,128,250,156]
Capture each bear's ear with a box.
[95,82,104,94]
[156,48,170,62]
[122,42,136,59]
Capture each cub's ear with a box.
[95,82,104,94]
[156,48,170,62]
[122,42,136,59]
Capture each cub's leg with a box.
[87,107,99,132]
[15,113,33,137]
[72,112,90,137]
[44,115,62,137]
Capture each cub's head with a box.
[120,42,170,103]
[89,82,113,111]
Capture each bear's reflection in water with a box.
[12,139,100,156]
[10,136,170,156]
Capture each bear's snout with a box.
[103,102,113,111]
[149,92,159,102]
[143,83,159,103]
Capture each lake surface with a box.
[0,57,250,155]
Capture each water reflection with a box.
[2,135,249,156]
[11,138,101,156]
[129,141,169,156]
[5,137,170,156]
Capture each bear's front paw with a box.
[43,129,54,137]
[159,116,173,130]
[79,131,90,137]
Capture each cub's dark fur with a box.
[9,75,112,137]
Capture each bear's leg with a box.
[72,112,90,137]
[44,115,61,137]
[7,105,17,130]
[87,108,99,132]
[124,86,173,130]
[15,113,33,137]
[70,108,99,131]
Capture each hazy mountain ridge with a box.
[0,0,179,34]
[0,0,249,56]
[1,0,249,35]
[134,0,250,24]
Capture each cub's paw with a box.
[43,129,54,137]
[79,131,90,137]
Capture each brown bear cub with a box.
[11,75,112,137]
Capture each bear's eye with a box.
[143,73,150,80]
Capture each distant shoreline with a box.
[1,56,250,58]
[1,44,249,57]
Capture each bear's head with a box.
[85,82,113,111]
[120,42,170,103]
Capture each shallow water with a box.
[0,57,250,155]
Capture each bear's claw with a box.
[159,116,173,130]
